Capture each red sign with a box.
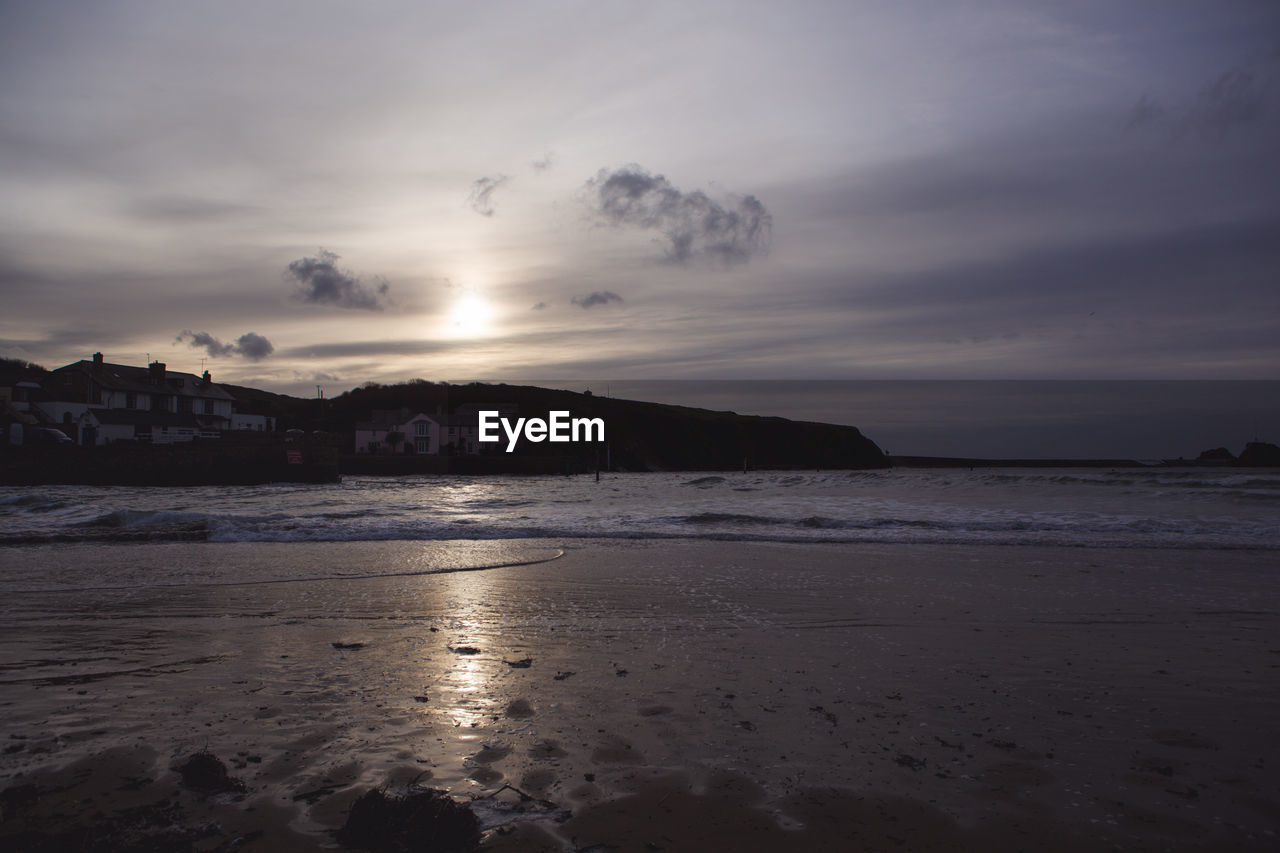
[286,450,303,465]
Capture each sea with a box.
[2,467,1277,551]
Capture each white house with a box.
[231,413,276,432]
[40,353,236,445]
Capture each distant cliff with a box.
[1237,441,1280,467]
[231,380,889,472]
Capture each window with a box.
[415,438,430,453]
[177,397,193,414]
[415,421,429,436]
[125,392,137,409]
[203,399,214,415]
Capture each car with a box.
[28,427,74,444]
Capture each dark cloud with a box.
[584,165,772,265]
[531,301,548,310]
[234,332,274,361]
[572,291,624,309]
[468,174,510,217]
[175,330,234,358]
[531,152,555,172]
[286,249,390,311]
[175,330,275,361]
[1129,58,1277,137]
[1187,64,1271,132]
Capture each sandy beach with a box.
[2,539,1278,850]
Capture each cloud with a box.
[531,301,548,310]
[531,152,555,172]
[285,249,390,311]
[175,330,275,361]
[1129,59,1276,138]
[584,165,772,265]
[175,330,234,358]
[468,174,510,217]
[1187,64,1271,132]
[572,291,624,309]
[234,332,274,361]
[295,370,342,383]
[278,327,608,360]
[127,195,258,223]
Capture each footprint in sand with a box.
[529,739,569,761]
[472,743,513,763]
[591,735,643,764]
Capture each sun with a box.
[447,294,495,338]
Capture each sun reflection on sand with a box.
[427,569,501,734]
[442,649,490,729]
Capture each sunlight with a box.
[446,294,494,338]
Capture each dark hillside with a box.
[219,380,887,470]
[331,382,886,470]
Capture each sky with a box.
[2,0,1279,401]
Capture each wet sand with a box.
[1,539,1278,850]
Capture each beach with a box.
[2,538,1277,850]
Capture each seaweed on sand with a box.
[174,750,245,794]
[338,787,480,852]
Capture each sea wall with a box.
[0,439,339,486]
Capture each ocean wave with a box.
[0,494,71,512]
[3,469,1276,550]
[682,476,726,488]
[459,498,539,509]
[76,509,201,528]
[681,512,784,526]
[4,516,1273,549]
[0,522,210,546]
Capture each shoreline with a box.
[2,539,1278,850]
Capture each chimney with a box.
[202,370,212,385]
[149,361,166,385]
[92,352,104,369]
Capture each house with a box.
[231,413,276,432]
[38,353,236,445]
[0,365,44,416]
[0,362,49,442]
[354,410,440,455]
[445,403,518,455]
